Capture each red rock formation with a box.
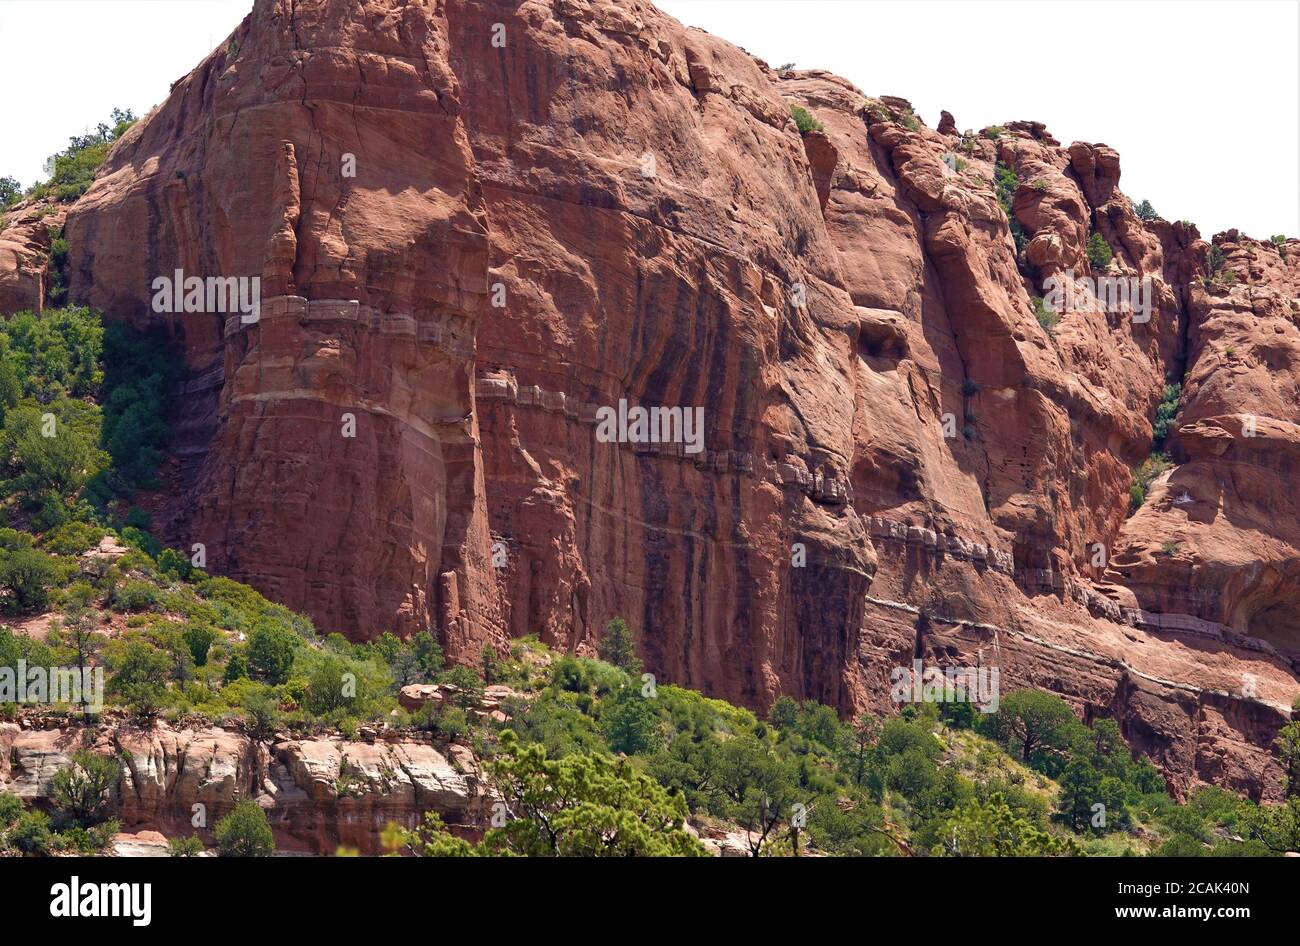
[0,718,475,855]
[61,0,505,660]
[0,0,1295,798]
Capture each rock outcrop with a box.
[1,0,1296,799]
[0,718,475,854]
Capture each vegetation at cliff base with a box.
[0,306,1296,859]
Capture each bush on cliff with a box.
[1129,452,1172,513]
[214,800,274,857]
[50,750,121,828]
[1086,232,1113,271]
[32,108,136,203]
[789,104,822,134]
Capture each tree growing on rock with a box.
[51,750,121,828]
[214,800,274,857]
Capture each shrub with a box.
[1207,244,1226,277]
[1151,383,1181,447]
[109,579,160,612]
[0,792,22,825]
[214,800,274,856]
[10,810,53,855]
[994,161,1019,217]
[1129,452,1172,513]
[106,637,170,718]
[1033,296,1058,333]
[50,750,120,828]
[789,104,822,134]
[41,108,136,203]
[247,622,298,685]
[40,520,106,556]
[1086,232,1113,271]
[0,547,58,613]
[167,834,205,856]
[183,623,217,667]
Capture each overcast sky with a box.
[2,0,1296,237]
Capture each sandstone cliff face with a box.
[1,0,1296,799]
[61,0,505,661]
[0,718,475,854]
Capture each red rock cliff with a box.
[2,0,1296,798]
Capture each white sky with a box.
[1,0,1296,238]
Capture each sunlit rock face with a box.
[0,0,1290,798]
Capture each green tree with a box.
[984,690,1080,770]
[1055,756,1103,832]
[413,631,445,676]
[932,792,1080,856]
[714,733,803,856]
[847,712,880,787]
[240,684,281,743]
[600,685,661,755]
[439,664,485,714]
[473,731,705,856]
[1244,796,1300,854]
[0,547,58,614]
[0,345,20,429]
[182,623,216,668]
[1087,232,1113,271]
[50,750,120,828]
[247,621,297,684]
[0,176,20,208]
[399,811,480,857]
[1,399,108,507]
[1275,721,1300,799]
[597,616,640,673]
[213,800,274,857]
[106,638,170,719]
